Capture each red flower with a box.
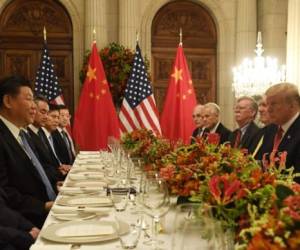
[283,195,300,221]
[291,183,300,193]
[207,133,220,145]
[209,174,245,205]
[247,232,285,250]
[160,165,175,181]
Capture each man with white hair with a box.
[202,102,231,144]
[258,83,300,176]
[191,104,205,143]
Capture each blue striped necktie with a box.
[19,130,56,201]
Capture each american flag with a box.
[119,44,161,135]
[34,42,64,105]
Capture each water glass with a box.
[110,188,130,212]
[115,211,143,249]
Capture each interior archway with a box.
[151,0,217,111]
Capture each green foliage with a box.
[80,42,150,108]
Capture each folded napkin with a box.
[66,181,107,188]
[79,151,100,155]
[52,204,110,214]
[30,244,71,250]
[76,159,100,165]
[67,197,111,205]
[56,224,114,237]
[69,173,105,181]
[59,186,104,195]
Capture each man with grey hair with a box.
[202,102,231,144]
[191,104,205,143]
[258,83,300,177]
[229,96,260,150]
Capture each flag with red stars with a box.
[73,42,120,150]
[160,44,197,144]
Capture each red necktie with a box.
[234,129,241,148]
[273,126,284,152]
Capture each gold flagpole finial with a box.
[179,27,182,46]
[93,28,96,43]
[136,31,139,44]
[43,26,47,41]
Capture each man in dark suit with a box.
[249,95,276,157]
[0,75,54,227]
[58,105,76,158]
[257,83,300,176]
[27,96,66,180]
[191,104,205,143]
[52,105,75,165]
[0,188,39,250]
[202,102,231,144]
[42,104,71,174]
[229,96,260,151]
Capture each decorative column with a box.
[85,0,108,50]
[235,0,257,64]
[286,0,300,86]
[119,0,140,49]
[257,0,287,66]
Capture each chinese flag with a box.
[160,44,197,144]
[73,42,120,150]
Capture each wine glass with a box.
[171,203,224,250]
[140,177,170,250]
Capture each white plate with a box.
[41,220,129,243]
[57,196,112,207]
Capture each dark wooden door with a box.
[152,0,217,111]
[0,0,73,111]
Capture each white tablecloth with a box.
[30,151,176,250]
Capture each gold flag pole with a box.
[136,31,139,44]
[179,27,182,46]
[93,28,96,43]
[43,26,47,41]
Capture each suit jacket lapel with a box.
[0,120,43,182]
[279,115,300,150]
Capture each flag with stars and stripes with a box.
[119,44,161,135]
[34,42,64,105]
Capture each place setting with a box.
[40,219,130,244]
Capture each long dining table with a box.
[30,151,177,250]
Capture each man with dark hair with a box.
[229,96,260,151]
[52,104,75,165]
[0,75,54,227]
[27,95,65,181]
[40,104,71,175]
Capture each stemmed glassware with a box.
[140,176,170,250]
[171,203,225,250]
